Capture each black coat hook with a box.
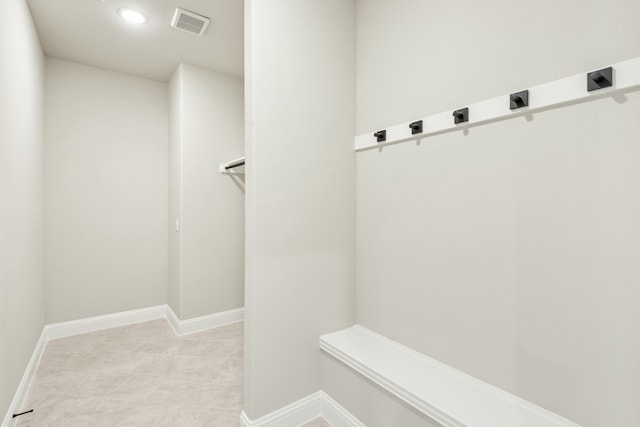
[374,130,386,143]
[587,67,613,91]
[452,108,469,124]
[510,90,529,110]
[409,120,423,135]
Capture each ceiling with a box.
[27,0,244,81]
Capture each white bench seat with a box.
[320,325,581,427]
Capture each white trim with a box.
[1,330,47,427]
[44,305,167,341]
[320,392,366,427]
[166,304,181,334]
[320,325,582,427]
[355,56,640,151]
[240,391,364,427]
[240,392,323,427]
[166,305,244,336]
[43,305,243,340]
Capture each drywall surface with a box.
[167,64,183,318]
[167,64,245,320]
[357,0,640,135]
[321,354,442,427]
[244,0,356,419]
[179,64,245,319]
[356,1,640,425]
[44,58,168,323]
[0,0,44,419]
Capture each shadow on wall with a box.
[228,175,245,193]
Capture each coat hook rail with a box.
[355,56,640,151]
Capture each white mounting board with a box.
[355,56,640,151]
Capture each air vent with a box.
[171,8,210,36]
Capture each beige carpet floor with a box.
[15,320,331,427]
[14,319,332,426]
[14,319,243,426]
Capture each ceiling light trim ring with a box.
[118,8,148,24]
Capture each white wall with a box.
[168,65,183,317]
[355,1,640,426]
[244,0,356,419]
[356,0,640,134]
[44,58,168,323]
[0,0,44,419]
[322,354,441,427]
[168,63,245,320]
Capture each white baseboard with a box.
[1,330,47,427]
[240,392,324,427]
[320,393,366,427]
[240,391,364,427]
[2,304,244,427]
[43,305,243,340]
[166,306,244,336]
[44,305,168,340]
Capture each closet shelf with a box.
[355,56,640,151]
[320,325,582,427]
[220,156,245,175]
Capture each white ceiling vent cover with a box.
[171,8,210,36]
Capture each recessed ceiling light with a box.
[118,8,147,24]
